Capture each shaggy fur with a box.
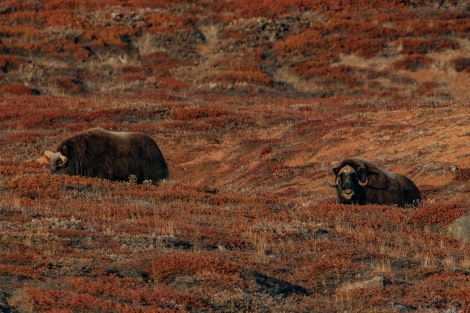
[48,128,169,184]
[329,158,421,207]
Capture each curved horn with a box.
[56,153,68,167]
[328,165,340,188]
[44,150,54,159]
[358,177,368,187]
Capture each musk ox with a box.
[328,158,421,207]
[44,128,169,184]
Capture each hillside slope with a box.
[1,0,470,101]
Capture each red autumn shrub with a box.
[0,55,22,71]
[43,0,83,10]
[331,36,385,59]
[44,10,74,26]
[155,76,189,90]
[399,38,459,55]
[62,41,90,62]
[214,71,273,86]
[275,29,324,57]
[411,203,465,226]
[142,52,189,76]
[151,251,240,283]
[453,57,470,73]
[454,168,470,181]
[119,72,148,82]
[145,12,192,34]
[5,11,43,24]
[2,131,43,144]
[417,81,439,96]
[57,77,83,94]
[0,84,34,95]
[63,275,205,309]
[82,27,136,49]
[392,54,434,71]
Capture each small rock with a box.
[339,275,387,292]
[15,154,28,161]
[392,302,416,312]
[449,215,470,241]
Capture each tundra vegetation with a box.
[1,0,470,312]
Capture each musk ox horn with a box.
[44,151,68,168]
[44,150,54,159]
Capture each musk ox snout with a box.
[341,189,355,201]
[329,158,422,207]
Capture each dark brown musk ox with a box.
[44,128,169,184]
[328,158,421,207]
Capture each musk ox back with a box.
[328,158,421,207]
[45,128,169,184]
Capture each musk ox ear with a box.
[361,163,391,189]
[328,167,341,187]
[333,167,340,176]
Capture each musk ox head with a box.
[44,128,169,184]
[44,150,69,175]
[329,163,368,204]
[328,158,421,207]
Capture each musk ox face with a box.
[44,128,169,184]
[329,158,422,207]
[331,164,368,204]
[45,150,69,175]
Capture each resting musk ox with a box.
[44,128,169,184]
[328,158,421,207]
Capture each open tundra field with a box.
[0,96,469,312]
[1,0,470,312]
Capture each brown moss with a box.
[454,168,470,181]
[155,76,189,90]
[392,54,434,71]
[453,57,470,73]
[399,38,459,55]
